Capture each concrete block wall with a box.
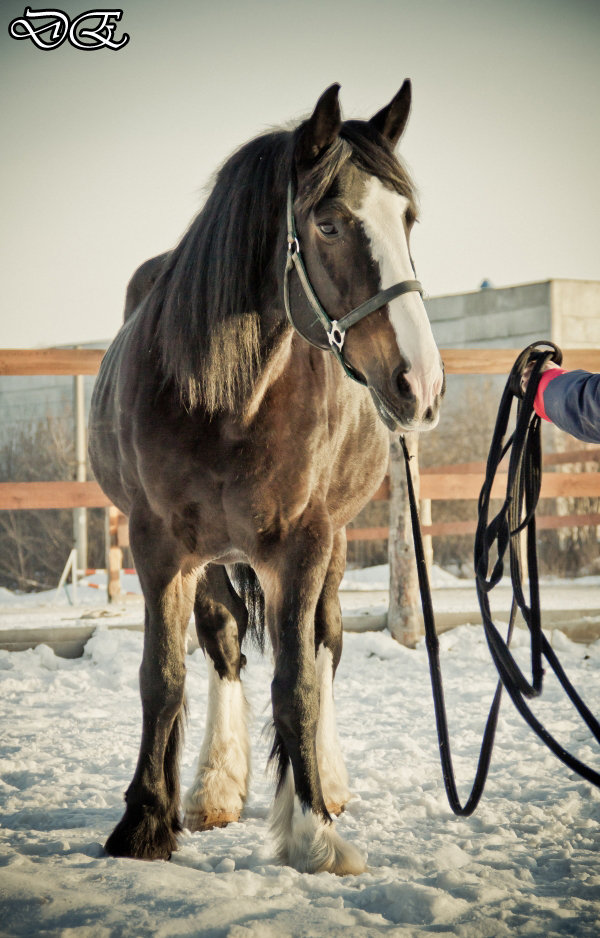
[551,280,600,348]
[425,281,552,350]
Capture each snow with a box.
[341,563,464,591]
[1,569,600,936]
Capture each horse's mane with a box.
[151,117,417,413]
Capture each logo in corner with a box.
[8,7,130,51]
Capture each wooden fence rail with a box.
[2,347,600,377]
[2,472,599,513]
[0,481,111,511]
[1,347,599,542]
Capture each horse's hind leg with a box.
[315,529,351,817]
[183,564,250,832]
[266,507,365,875]
[105,506,194,861]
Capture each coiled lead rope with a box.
[401,341,600,815]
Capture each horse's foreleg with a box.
[105,508,194,861]
[183,564,250,831]
[265,510,365,876]
[314,528,351,817]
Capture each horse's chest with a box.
[223,399,388,538]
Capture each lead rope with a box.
[400,341,600,816]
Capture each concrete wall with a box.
[426,280,552,350]
[551,280,600,349]
[425,278,600,351]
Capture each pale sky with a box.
[1,0,599,348]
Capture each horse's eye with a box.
[317,222,338,237]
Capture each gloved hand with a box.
[520,359,562,396]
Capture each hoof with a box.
[326,802,346,818]
[105,805,181,861]
[271,772,366,876]
[282,817,366,876]
[183,809,240,832]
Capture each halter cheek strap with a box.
[283,182,423,384]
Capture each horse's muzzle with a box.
[371,360,445,431]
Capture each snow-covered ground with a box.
[1,568,600,937]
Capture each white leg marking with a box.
[315,645,351,813]
[270,767,366,875]
[183,658,249,830]
[355,177,444,414]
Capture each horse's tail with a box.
[229,563,266,652]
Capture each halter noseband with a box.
[283,182,423,384]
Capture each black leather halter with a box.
[283,182,423,384]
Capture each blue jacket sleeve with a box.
[541,370,600,443]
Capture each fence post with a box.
[420,497,433,574]
[73,370,87,573]
[54,547,78,604]
[388,432,423,646]
[106,506,122,602]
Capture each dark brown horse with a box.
[89,82,444,875]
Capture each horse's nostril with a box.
[395,371,412,399]
[424,406,433,422]
[391,362,412,397]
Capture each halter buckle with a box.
[287,236,300,255]
[328,322,345,351]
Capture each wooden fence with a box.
[1,347,599,574]
[347,448,600,542]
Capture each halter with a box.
[283,182,423,384]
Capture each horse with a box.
[88,81,445,875]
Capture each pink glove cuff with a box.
[534,368,568,421]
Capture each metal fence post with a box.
[73,370,87,574]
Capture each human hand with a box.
[520,360,561,396]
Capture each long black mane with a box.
[150,118,417,413]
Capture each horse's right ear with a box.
[369,80,412,147]
[295,84,342,166]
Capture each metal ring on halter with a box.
[328,322,345,351]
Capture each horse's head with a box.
[287,83,444,431]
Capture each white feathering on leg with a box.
[270,764,295,865]
[270,767,366,875]
[183,658,249,829]
[315,645,351,812]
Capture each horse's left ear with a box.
[369,80,412,147]
[295,83,342,166]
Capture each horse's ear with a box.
[369,80,412,147]
[295,83,342,166]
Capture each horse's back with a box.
[123,252,170,320]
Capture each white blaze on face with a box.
[354,177,444,415]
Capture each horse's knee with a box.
[196,609,243,679]
[195,568,246,679]
[139,656,186,718]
